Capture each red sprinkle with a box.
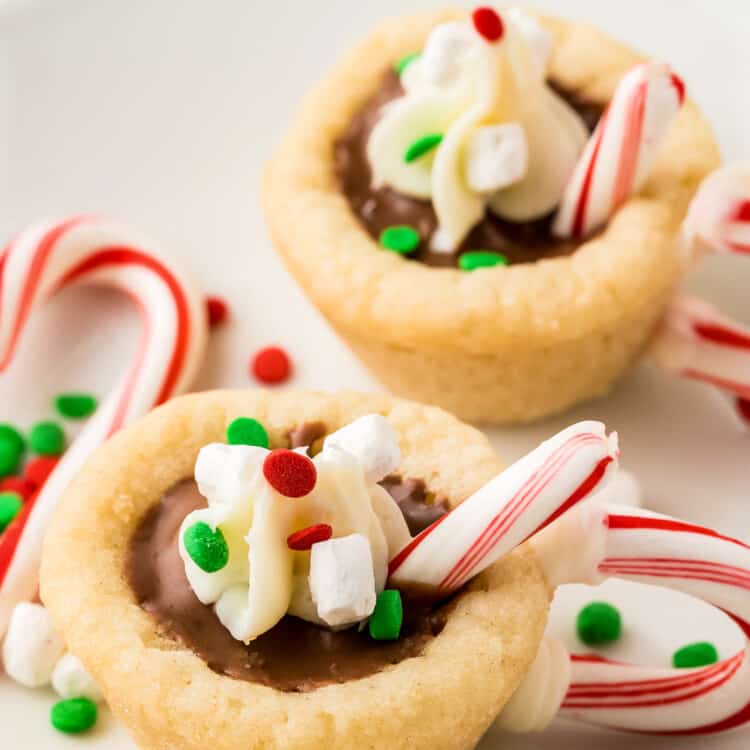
[732,200,750,223]
[0,476,34,502]
[670,72,686,106]
[263,449,317,498]
[206,296,229,328]
[251,346,292,385]
[287,523,333,551]
[24,456,59,487]
[737,398,750,423]
[472,7,504,42]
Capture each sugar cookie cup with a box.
[41,390,550,750]
[262,10,719,424]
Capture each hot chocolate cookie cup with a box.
[41,390,550,750]
[262,10,719,424]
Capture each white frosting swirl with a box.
[367,7,588,252]
[179,415,411,643]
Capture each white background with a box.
[0,0,749,746]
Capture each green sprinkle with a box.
[29,421,66,456]
[577,602,622,645]
[50,697,98,734]
[458,251,509,271]
[379,226,420,255]
[54,393,98,419]
[0,440,22,478]
[0,492,23,532]
[395,51,420,76]
[673,641,719,669]
[184,522,229,573]
[404,133,443,163]
[368,589,403,641]
[0,424,25,454]
[226,417,269,448]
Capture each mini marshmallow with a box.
[309,534,377,628]
[51,653,103,702]
[420,21,476,85]
[591,468,643,509]
[2,602,65,688]
[195,443,266,503]
[323,415,401,483]
[509,7,553,76]
[466,123,529,193]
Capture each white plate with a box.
[1,0,749,746]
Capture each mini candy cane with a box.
[0,216,208,635]
[388,421,619,592]
[650,296,750,401]
[682,164,750,258]
[553,62,685,239]
[526,503,750,735]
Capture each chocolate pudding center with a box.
[127,426,452,692]
[334,69,605,267]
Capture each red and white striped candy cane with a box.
[388,421,619,592]
[682,164,750,258]
[528,503,750,734]
[0,215,208,635]
[553,62,685,239]
[650,296,750,401]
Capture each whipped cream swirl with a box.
[179,415,411,643]
[367,7,588,252]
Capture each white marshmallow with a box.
[420,22,476,86]
[2,603,65,688]
[591,468,643,509]
[51,653,103,702]
[466,123,528,194]
[323,415,401,483]
[508,7,553,76]
[194,442,232,499]
[195,442,266,504]
[309,534,377,628]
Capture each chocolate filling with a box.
[334,69,605,267]
[127,427,452,692]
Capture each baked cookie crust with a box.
[41,390,550,750]
[262,10,720,424]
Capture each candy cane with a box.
[682,164,750,258]
[552,62,684,239]
[388,421,619,592]
[0,215,208,635]
[650,296,750,401]
[526,503,750,735]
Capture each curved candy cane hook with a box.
[0,215,208,635]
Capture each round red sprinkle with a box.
[287,523,333,551]
[24,456,59,487]
[263,449,317,498]
[251,346,292,385]
[206,296,229,328]
[472,7,504,42]
[0,476,34,502]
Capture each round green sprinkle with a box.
[369,589,403,641]
[379,226,420,254]
[28,421,66,456]
[54,393,99,419]
[226,417,269,448]
[0,424,25,454]
[184,522,229,573]
[0,492,22,533]
[404,133,443,163]
[50,697,98,734]
[576,602,622,646]
[0,440,22,478]
[395,51,420,76]
[673,641,719,669]
[458,251,509,271]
